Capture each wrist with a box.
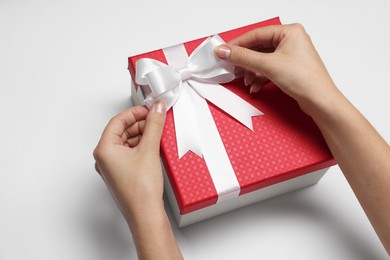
[125,198,183,260]
[296,82,343,119]
[123,197,166,226]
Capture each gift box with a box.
[128,17,336,227]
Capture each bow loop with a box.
[135,35,237,110]
[191,60,235,83]
[145,66,181,97]
[135,58,165,85]
[187,35,225,72]
[188,35,235,83]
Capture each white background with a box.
[0,0,389,259]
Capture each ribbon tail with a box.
[189,81,263,130]
[190,86,241,202]
[173,82,202,158]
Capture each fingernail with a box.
[215,45,231,59]
[250,84,261,94]
[155,100,166,115]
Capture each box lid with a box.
[128,17,336,214]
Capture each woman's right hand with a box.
[215,24,338,115]
[215,24,390,254]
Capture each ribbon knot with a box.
[177,67,192,80]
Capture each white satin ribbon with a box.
[135,35,263,202]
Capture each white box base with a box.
[131,82,328,227]
[163,166,327,227]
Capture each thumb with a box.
[139,100,167,152]
[215,44,271,75]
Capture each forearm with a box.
[304,85,390,253]
[125,201,183,260]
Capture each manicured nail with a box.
[215,45,231,59]
[250,84,262,94]
[155,100,166,115]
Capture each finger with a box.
[121,120,146,140]
[139,100,167,152]
[126,135,142,148]
[121,120,146,145]
[244,70,256,86]
[234,66,244,74]
[228,25,286,49]
[250,77,267,94]
[101,106,149,144]
[234,66,245,78]
[215,44,272,76]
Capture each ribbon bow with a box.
[135,34,262,159]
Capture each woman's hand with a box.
[94,101,183,259]
[93,102,166,220]
[215,24,338,115]
[216,24,390,254]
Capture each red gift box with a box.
[128,17,336,227]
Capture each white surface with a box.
[0,0,389,259]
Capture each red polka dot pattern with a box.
[160,109,218,213]
[128,17,336,215]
